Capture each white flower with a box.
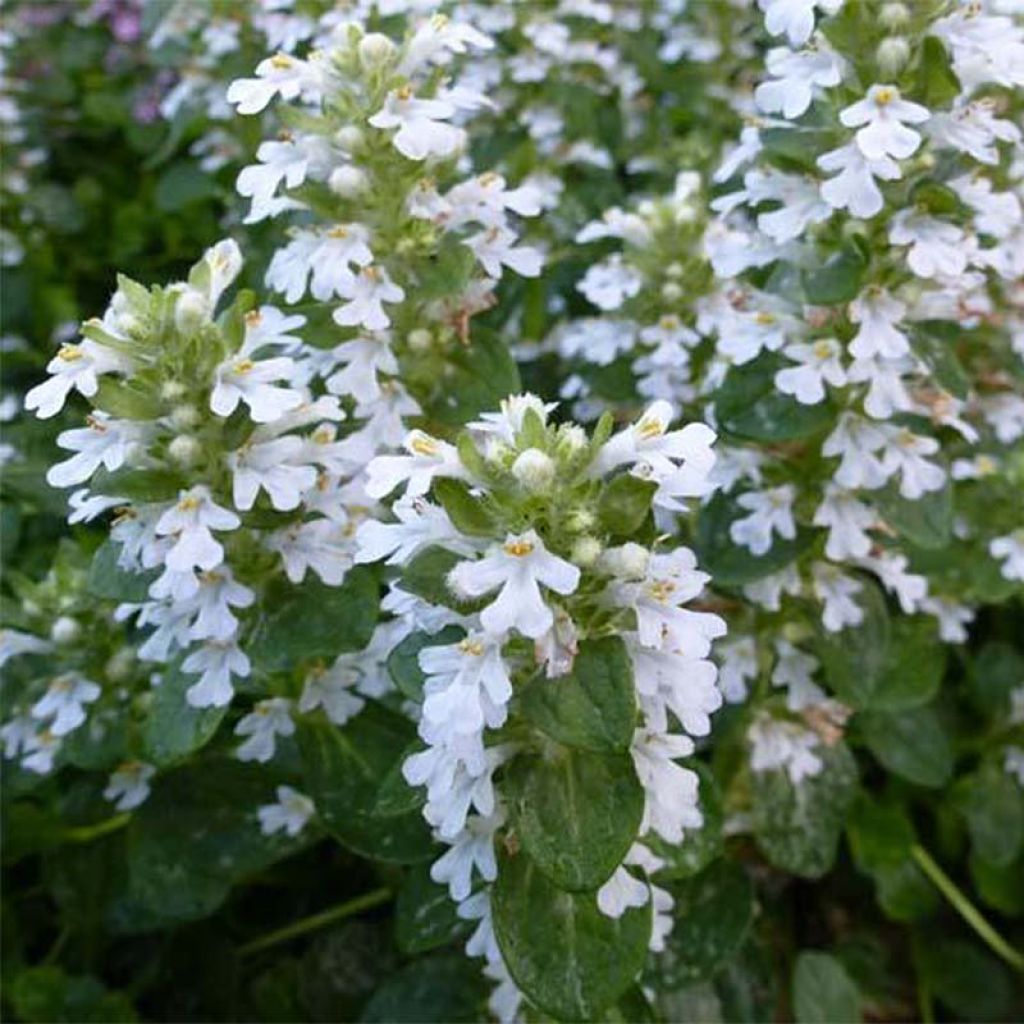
[25,340,129,419]
[31,675,101,736]
[399,14,493,77]
[430,812,501,902]
[840,85,929,161]
[183,642,250,708]
[922,596,975,643]
[889,211,969,279]
[22,728,61,775]
[597,866,650,918]
[267,518,354,586]
[858,552,927,614]
[310,225,375,301]
[812,562,865,633]
[103,761,155,811]
[631,729,702,843]
[758,0,841,45]
[748,715,822,784]
[879,429,946,500]
[817,143,901,218]
[46,414,150,488]
[235,698,294,763]
[227,53,316,115]
[365,430,466,499]
[755,45,843,119]
[1005,747,1024,787]
[717,636,758,704]
[258,785,315,837]
[242,306,306,354]
[628,638,722,736]
[990,531,1024,582]
[814,486,874,560]
[772,639,826,710]
[775,338,846,405]
[229,436,318,511]
[464,227,542,279]
[577,255,643,312]
[236,137,309,214]
[355,497,471,567]
[0,628,53,668]
[185,568,254,643]
[823,413,890,490]
[611,549,725,657]
[449,531,580,639]
[368,88,464,161]
[332,266,405,332]
[928,99,1022,165]
[156,486,240,574]
[211,354,303,423]
[325,336,398,404]
[298,662,365,725]
[730,486,797,556]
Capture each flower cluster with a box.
[357,393,724,1018]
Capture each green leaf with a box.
[918,940,1015,1021]
[793,952,862,1024]
[910,322,969,399]
[386,626,465,702]
[492,848,652,1022]
[868,617,946,712]
[296,708,435,864]
[417,235,478,301]
[859,705,953,788]
[425,327,521,427]
[505,746,643,891]
[394,864,471,955]
[598,475,657,537]
[655,860,754,985]
[970,852,1024,915]
[155,160,219,212]
[751,741,858,878]
[518,636,637,752]
[90,467,183,502]
[248,566,378,672]
[87,540,157,603]
[715,354,835,443]
[695,491,815,587]
[11,966,137,1023]
[814,577,890,708]
[875,481,953,550]
[801,242,868,304]
[432,478,495,536]
[400,547,473,612]
[142,659,228,766]
[92,378,159,420]
[955,763,1024,867]
[122,760,311,929]
[373,747,425,818]
[361,954,488,1023]
[914,37,961,110]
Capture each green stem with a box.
[911,845,1024,973]
[238,887,392,958]
[62,813,131,844]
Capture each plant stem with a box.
[911,844,1024,973]
[238,887,392,958]
[62,813,131,843]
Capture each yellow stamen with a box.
[875,87,896,106]
[58,344,84,362]
[504,539,535,557]
[270,53,293,70]
[459,639,485,656]
[410,434,439,457]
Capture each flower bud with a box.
[878,2,910,29]
[328,165,368,198]
[161,381,187,402]
[571,537,602,568]
[358,32,396,68]
[665,261,684,280]
[556,424,588,459]
[50,616,81,646]
[601,542,649,579]
[335,126,365,154]
[407,327,433,351]
[512,448,556,491]
[174,288,209,333]
[661,281,684,303]
[876,37,910,76]
[566,508,596,533]
[105,648,136,683]
[168,435,201,467]
[170,404,200,429]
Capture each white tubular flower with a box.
[310,225,374,301]
[325,336,399,404]
[46,414,150,488]
[399,14,493,77]
[25,340,129,420]
[299,663,365,726]
[631,729,702,844]
[236,138,309,210]
[597,866,650,918]
[355,497,471,567]
[748,715,822,784]
[430,812,501,902]
[368,88,464,161]
[774,338,847,405]
[878,429,946,500]
[817,143,901,218]
[31,675,101,736]
[228,436,318,512]
[186,568,254,644]
[0,629,52,669]
[242,306,306,354]
[771,639,826,711]
[990,531,1024,582]
[754,45,843,119]
[332,266,405,332]
[463,227,543,279]
[267,518,354,586]
[888,211,969,279]
[364,430,466,499]
[235,698,295,763]
[812,562,865,632]
[448,530,580,639]
[717,636,758,704]
[258,785,315,837]
[922,596,974,644]
[730,486,797,556]
[823,414,890,490]
[628,639,722,736]
[156,486,241,574]
[578,255,644,311]
[813,486,874,561]
[227,52,315,115]
[103,761,155,811]
[210,354,304,423]
[839,84,930,162]
[758,0,842,46]
[183,642,250,708]
[848,289,909,360]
